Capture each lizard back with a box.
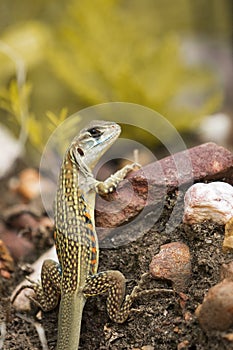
[54,153,98,293]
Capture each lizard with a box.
[12,120,172,350]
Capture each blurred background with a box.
[0,0,232,172]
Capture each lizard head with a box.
[69,120,121,170]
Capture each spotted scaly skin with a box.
[16,121,169,350]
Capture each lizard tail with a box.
[56,293,86,350]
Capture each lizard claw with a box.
[25,276,37,285]
[131,162,141,171]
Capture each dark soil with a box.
[1,174,233,350]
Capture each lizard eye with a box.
[87,127,102,138]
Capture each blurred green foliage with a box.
[0,0,231,161]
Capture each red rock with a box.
[220,261,233,281]
[0,230,34,261]
[196,279,233,331]
[5,211,40,229]
[95,143,233,240]
[0,219,34,260]
[149,242,191,291]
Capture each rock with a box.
[183,182,233,225]
[223,217,233,252]
[149,242,191,291]
[177,340,189,350]
[0,125,23,178]
[220,261,233,281]
[0,224,34,261]
[9,168,40,201]
[1,206,54,259]
[222,333,233,341]
[0,239,14,278]
[95,142,233,244]
[196,279,233,331]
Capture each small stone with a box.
[0,125,22,178]
[195,279,233,331]
[222,333,233,341]
[0,239,14,278]
[173,326,181,333]
[223,217,233,252]
[179,292,189,309]
[177,340,189,350]
[183,182,233,225]
[0,268,11,279]
[220,261,233,281]
[149,242,191,291]
[184,311,193,323]
[9,168,40,201]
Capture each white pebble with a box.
[183,182,233,225]
[0,125,23,178]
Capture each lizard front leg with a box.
[94,162,140,195]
